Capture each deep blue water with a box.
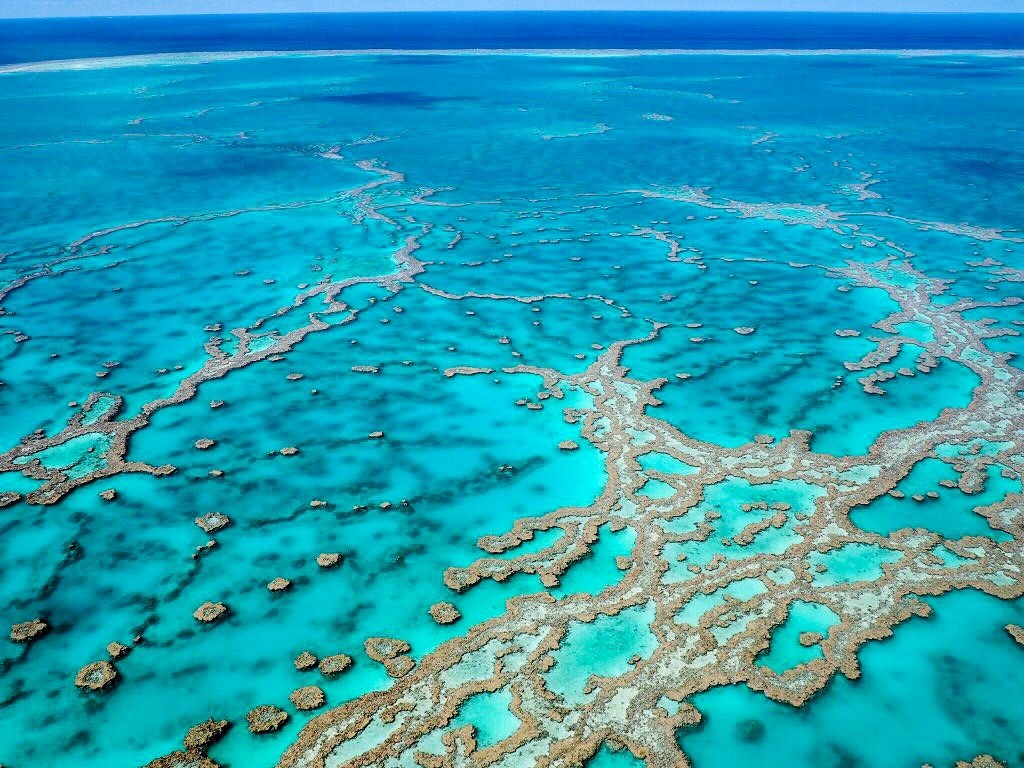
[2,13,1024,768]
[1,12,1024,65]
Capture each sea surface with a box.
[3,12,1024,64]
[0,13,1023,768]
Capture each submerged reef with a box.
[74,660,118,692]
[429,601,462,626]
[193,602,230,624]
[318,654,353,677]
[9,619,48,644]
[249,705,290,734]
[290,685,327,711]
[277,254,1024,767]
[1,51,1023,768]
[4,147,1023,768]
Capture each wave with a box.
[4,47,1024,74]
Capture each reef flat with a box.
[0,49,1023,768]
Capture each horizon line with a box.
[5,9,1024,20]
[6,47,1024,74]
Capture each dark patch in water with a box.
[738,718,765,742]
[305,91,471,109]
[948,156,1024,183]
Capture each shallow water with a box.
[1,46,1022,768]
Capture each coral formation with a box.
[290,686,327,711]
[74,661,118,692]
[319,654,353,677]
[9,619,48,644]
[429,602,462,626]
[295,651,319,671]
[193,602,229,623]
[248,705,289,734]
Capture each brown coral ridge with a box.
[429,602,462,625]
[1007,624,1024,647]
[0,162,421,507]
[291,686,327,711]
[798,632,823,647]
[195,512,231,533]
[144,753,220,768]
[951,757,1006,768]
[0,490,21,508]
[277,256,1024,768]
[193,602,229,623]
[365,637,415,678]
[3,148,1022,768]
[10,619,48,644]
[143,718,230,767]
[319,654,353,677]
[249,705,289,734]
[184,719,230,752]
[295,651,319,671]
[74,660,118,692]
[316,553,342,569]
[364,637,411,662]
[106,641,131,659]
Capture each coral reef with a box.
[9,619,48,644]
[248,705,289,734]
[193,602,229,623]
[319,654,353,677]
[74,661,118,692]
[290,686,327,711]
[429,602,462,626]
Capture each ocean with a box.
[0,12,1022,768]
[2,11,1024,64]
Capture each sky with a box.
[2,0,1023,16]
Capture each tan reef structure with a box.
[364,636,415,678]
[319,653,353,677]
[268,577,292,592]
[195,512,231,533]
[248,705,289,734]
[74,661,118,692]
[291,686,327,711]
[144,718,229,768]
[273,256,1023,768]
[1007,624,1024,647]
[295,651,319,671]
[316,552,342,569]
[0,162,414,507]
[193,602,229,624]
[9,619,48,644]
[429,601,462,626]
[106,641,131,659]
[1,159,1021,768]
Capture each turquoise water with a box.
[682,590,1024,768]
[851,457,1018,540]
[756,600,841,672]
[0,47,1022,768]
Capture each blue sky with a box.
[2,0,1023,16]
